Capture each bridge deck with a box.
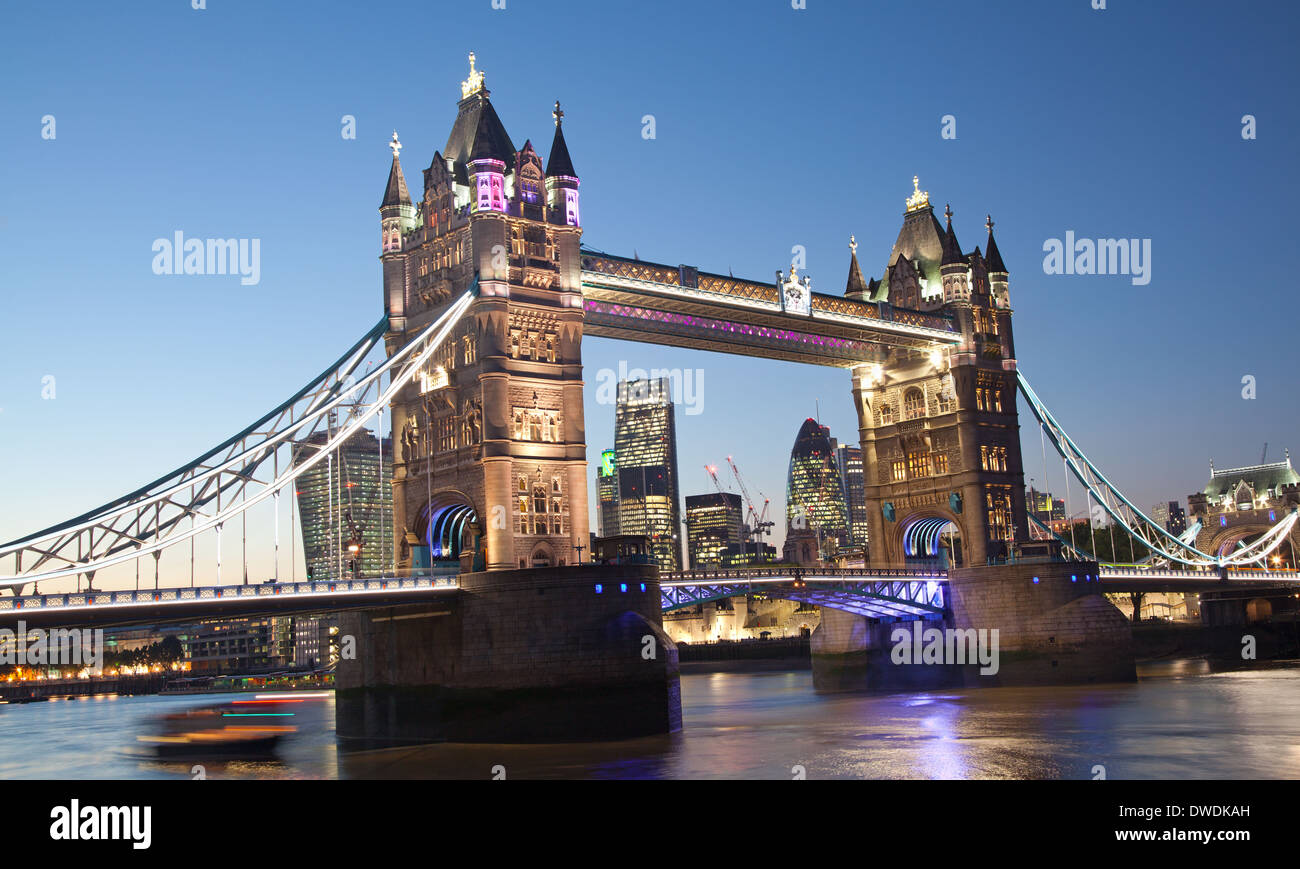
[0,574,460,629]
[580,251,960,366]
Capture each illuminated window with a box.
[892,460,907,481]
[904,388,926,420]
[907,451,932,478]
[933,453,950,474]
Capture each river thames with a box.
[2,658,1297,780]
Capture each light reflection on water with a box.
[2,660,1297,780]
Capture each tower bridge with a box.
[2,55,1297,740]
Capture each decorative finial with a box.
[389,131,402,159]
[553,100,564,127]
[944,203,953,224]
[906,175,930,212]
[986,214,995,232]
[849,234,857,255]
[461,51,485,99]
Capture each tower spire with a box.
[461,51,486,99]
[545,101,576,177]
[381,131,411,208]
[984,212,1007,274]
[941,204,964,266]
[906,175,930,212]
[845,234,869,299]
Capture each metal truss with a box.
[659,569,947,618]
[1018,372,1299,569]
[0,288,476,590]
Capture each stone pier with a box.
[335,564,681,745]
[811,561,1136,693]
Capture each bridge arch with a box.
[1200,522,1296,567]
[414,490,480,567]
[894,509,964,569]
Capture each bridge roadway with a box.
[2,565,1296,630]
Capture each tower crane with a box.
[726,456,774,546]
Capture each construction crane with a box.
[704,464,726,495]
[725,456,774,546]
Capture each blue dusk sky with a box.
[1,0,1297,570]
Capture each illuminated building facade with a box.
[293,426,392,581]
[293,616,337,669]
[835,443,869,547]
[854,187,1029,565]
[596,448,620,537]
[685,492,744,569]
[382,54,589,572]
[186,617,295,674]
[785,419,850,557]
[614,377,682,571]
[1188,454,1300,567]
[1028,487,1067,538]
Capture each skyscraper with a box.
[615,377,682,571]
[685,492,744,570]
[293,425,392,581]
[596,448,620,537]
[786,418,850,555]
[835,443,869,547]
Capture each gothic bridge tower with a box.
[852,178,1028,567]
[381,54,588,572]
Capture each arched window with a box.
[904,388,926,420]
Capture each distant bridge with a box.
[2,563,1297,631]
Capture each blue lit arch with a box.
[421,503,478,560]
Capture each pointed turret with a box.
[381,135,412,208]
[545,103,577,178]
[941,204,965,266]
[845,235,870,301]
[545,100,580,226]
[985,214,1010,308]
[380,131,416,254]
[984,214,1007,274]
[939,204,971,304]
[444,52,516,193]
[379,131,416,329]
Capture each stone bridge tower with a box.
[381,55,589,573]
[852,179,1029,567]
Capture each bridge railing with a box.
[0,571,461,615]
[659,566,947,584]
[1098,565,1300,582]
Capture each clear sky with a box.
[1,0,1297,570]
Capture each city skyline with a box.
[2,1,1297,568]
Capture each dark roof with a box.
[381,155,411,208]
[546,119,576,177]
[941,209,965,266]
[985,223,1007,273]
[879,206,946,296]
[845,248,869,296]
[1202,460,1300,498]
[444,91,515,180]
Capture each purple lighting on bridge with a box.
[583,300,871,352]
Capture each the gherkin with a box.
[785,419,849,548]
